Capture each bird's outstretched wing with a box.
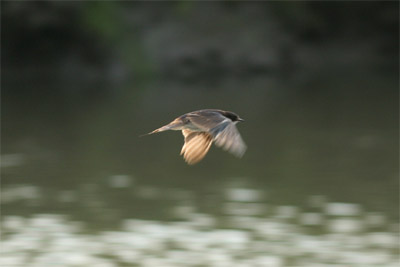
[188,112,247,158]
[209,121,247,157]
[181,130,213,165]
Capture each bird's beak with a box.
[238,118,245,122]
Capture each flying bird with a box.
[143,109,247,165]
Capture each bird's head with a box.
[224,111,244,122]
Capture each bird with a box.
[142,109,247,165]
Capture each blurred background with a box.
[1,1,399,266]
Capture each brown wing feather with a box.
[181,130,213,165]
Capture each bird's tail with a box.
[140,118,185,137]
[139,125,172,137]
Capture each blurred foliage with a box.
[271,1,398,43]
[2,1,397,83]
[81,2,122,42]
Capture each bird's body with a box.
[144,109,247,165]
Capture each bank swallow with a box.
[143,109,247,164]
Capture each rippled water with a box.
[1,177,399,267]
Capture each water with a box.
[2,73,399,266]
[1,183,398,266]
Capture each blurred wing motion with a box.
[209,120,247,157]
[181,130,213,165]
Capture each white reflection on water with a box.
[1,185,41,204]
[1,186,399,266]
[299,212,323,225]
[108,175,133,188]
[328,218,363,233]
[225,188,263,202]
[325,203,362,216]
[0,154,25,168]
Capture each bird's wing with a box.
[209,121,247,158]
[181,130,213,165]
[188,113,247,158]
